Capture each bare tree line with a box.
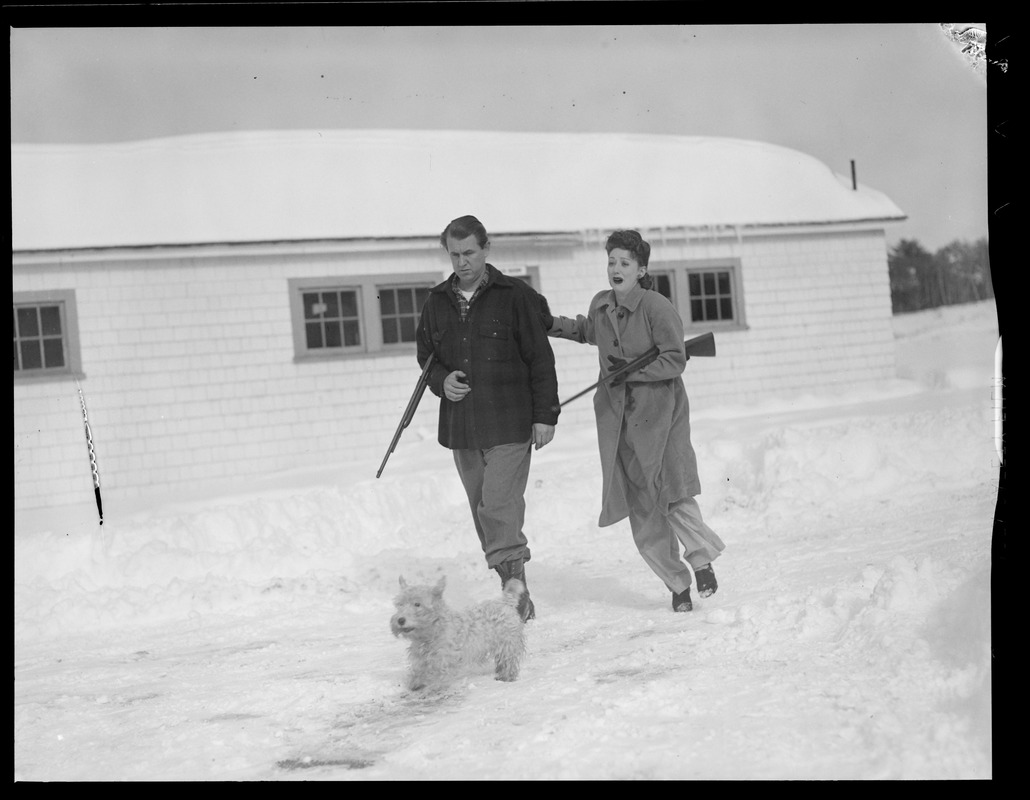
[888,237,992,314]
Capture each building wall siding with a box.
[526,228,895,413]
[14,226,895,514]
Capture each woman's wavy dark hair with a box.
[605,229,653,289]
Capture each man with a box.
[416,215,559,621]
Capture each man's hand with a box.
[443,371,472,402]
[532,423,555,450]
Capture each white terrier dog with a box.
[390,575,526,691]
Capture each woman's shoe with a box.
[694,564,718,598]
[672,587,693,612]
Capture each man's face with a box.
[446,234,490,291]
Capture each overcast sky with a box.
[9,23,991,252]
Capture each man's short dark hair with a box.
[441,215,489,249]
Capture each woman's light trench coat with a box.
[550,285,701,527]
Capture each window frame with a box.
[301,284,366,354]
[378,284,434,348]
[648,258,747,332]
[497,265,542,292]
[288,272,441,361]
[13,289,84,382]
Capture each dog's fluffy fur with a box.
[390,575,526,691]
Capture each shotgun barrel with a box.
[557,332,715,409]
[376,352,437,478]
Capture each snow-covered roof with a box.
[11,129,906,252]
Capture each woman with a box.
[546,230,724,612]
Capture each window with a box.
[13,290,83,380]
[379,286,431,345]
[498,265,541,292]
[649,259,746,331]
[303,288,362,351]
[688,269,735,323]
[652,272,674,300]
[289,273,440,360]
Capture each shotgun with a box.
[557,331,716,409]
[376,352,437,478]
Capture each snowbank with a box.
[14,300,999,781]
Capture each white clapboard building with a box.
[13,129,906,514]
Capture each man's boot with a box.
[494,558,536,622]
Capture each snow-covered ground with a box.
[14,300,1000,781]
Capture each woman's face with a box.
[607,248,644,295]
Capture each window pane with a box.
[399,317,416,342]
[720,297,734,319]
[398,289,414,315]
[325,321,343,348]
[20,340,42,370]
[382,318,398,344]
[718,272,731,294]
[343,320,361,346]
[306,321,323,349]
[43,338,65,367]
[703,273,716,294]
[688,273,701,294]
[690,299,703,321]
[303,293,321,319]
[13,341,20,371]
[17,308,39,338]
[655,274,672,301]
[40,306,62,336]
[340,291,358,318]
[705,298,718,319]
[380,290,396,316]
[322,292,340,319]
[416,288,430,310]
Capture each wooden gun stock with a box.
[684,331,716,358]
